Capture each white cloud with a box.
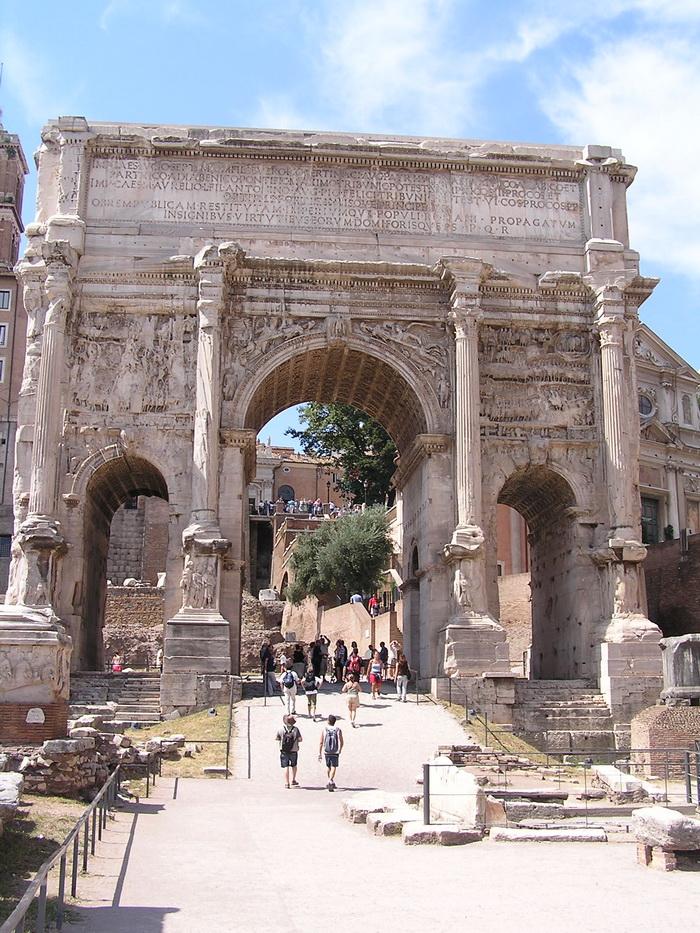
[253,95,319,132]
[539,33,700,278]
[0,32,76,125]
[315,0,482,136]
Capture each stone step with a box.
[520,730,617,753]
[490,826,607,843]
[402,822,483,846]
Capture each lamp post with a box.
[363,479,369,506]
[326,480,331,506]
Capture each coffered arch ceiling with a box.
[242,345,428,454]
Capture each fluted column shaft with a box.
[27,255,73,520]
[190,248,224,525]
[595,286,633,536]
[451,300,483,529]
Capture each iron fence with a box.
[1,767,123,933]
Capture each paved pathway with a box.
[69,686,700,932]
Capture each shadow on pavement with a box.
[68,906,179,930]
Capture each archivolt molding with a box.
[231,331,446,446]
[66,442,128,502]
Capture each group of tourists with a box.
[253,498,367,519]
[273,638,412,791]
[276,713,344,791]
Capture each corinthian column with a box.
[436,257,508,677]
[595,285,634,538]
[9,242,77,609]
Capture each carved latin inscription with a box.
[87,156,583,243]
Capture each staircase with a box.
[513,680,617,753]
[70,672,162,726]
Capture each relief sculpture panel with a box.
[70,312,196,414]
[479,324,595,439]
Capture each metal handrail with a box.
[1,766,123,933]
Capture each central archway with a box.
[241,344,431,455]
[234,340,449,674]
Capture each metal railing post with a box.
[56,852,67,929]
[71,833,79,897]
[685,751,692,803]
[91,808,97,855]
[484,711,488,747]
[422,763,430,825]
[36,880,47,933]
[83,818,89,871]
[695,741,700,805]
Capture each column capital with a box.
[448,301,483,340]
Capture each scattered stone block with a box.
[504,802,566,821]
[366,809,420,836]
[341,792,404,823]
[632,806,700,851]
[402,822,483,846]
[69,727,101,739]
[490,827,607,843]
[42,738,95,755]
[0,773,24,823]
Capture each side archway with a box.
[79,455,169,670]
[497,465,596,679]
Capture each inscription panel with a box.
[87,156,583,243]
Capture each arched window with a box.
[277,484,295,502]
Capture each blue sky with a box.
[2,0,699,447]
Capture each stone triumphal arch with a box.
[0,118,664,735]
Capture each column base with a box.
[163,609,232,675]
[0,604,72,741]
[596,614,663,721]
[439,615,510,677]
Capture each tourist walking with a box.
[311,638,323,677]
[279,663,301,714]
[302,666,322,720]
[395,652,410,702]
[346,647,362,680]
[318,714,344,791]
[388,639,401,679]
[319,634,330,680]
[368,594,379,618]
[276,714,302,788]
[260,640,277,696]
[378,641,389,678]
[292,643,306,678]
[368,650,383,699]
[333,639,348,683]
[342,673,362,726]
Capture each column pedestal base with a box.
[439,616,510,677]
[596,614,663,721]
[162,609,234,711]
[0,604,72,741]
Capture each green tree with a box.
[286,506,393,604]
[286,403,397,505]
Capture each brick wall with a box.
[644,534,700,636]
[631,705,700,777]
[103,586,164,668]
[0,701,68,743]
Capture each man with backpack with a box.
[345,647,362,680]
[276,714,302,788]
[318,714,344,791]
[278,663,300,714]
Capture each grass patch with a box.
[125,704,232,779]
[439,700,552,763]
[0,793,86,926]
